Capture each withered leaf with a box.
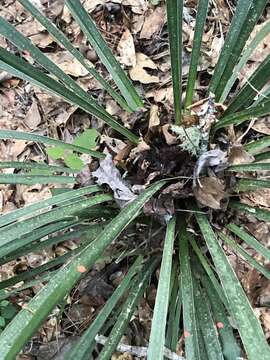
[228,145,255,165]
[194,176,226,209]
[195,149,228,178]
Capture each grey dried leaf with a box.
[93,154,137,207]
[228,145,255,165]
[193,177,226,209]
[194,149,228,179]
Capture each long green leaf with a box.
[195,211,270,359]
[224,54,270,115]
[179,220,201,360]
[227,223,270,262]
[0,48,139,143]
[0,184,100,228]
[0,181,164,359]
[219,232,270,280]
[211,0,268,100]
[208,0,253,96]
[255,150,270,161]
[148,217,176,360]
[0,161,75,173]
[0,174,76,185]
[185,0,209,108]
[0,194,112,250]
[17,0,130,111]
[98,258,158,360]
[65,256,143,360]
[228,162,270,172]
[220,19,270,103]
[213,99,270,131]
[65,0,143,111]
[167,0,183,124]
[244,136,270,154]
[229,201,270,222]
[235,178,270,192]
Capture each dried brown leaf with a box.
[140,6,166,39]
[194,176,226,209]
[228,145,255,165]
[129,53,159,84]
[117,29,136,67]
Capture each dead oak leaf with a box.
[45,51,89,77]
[140,6,166,39]
[129,53,159,84]
[117,29,136,67]
[194,177,226,209]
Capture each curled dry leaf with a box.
[129,53,159,84]
[162,125,178,146]
[24,99,41,130]
[194,176,226,209]
[149,104,160,129]
[93,154,137,207]
[228,145,255,165]
[252,118,270,136]
[241,189,270,208]
[45,51,89,77]
[194,149,228,178]
[140,5,166,39]
[117,29,136,67]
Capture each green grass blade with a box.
[184,0,209,108]
[213,99,270,131]
[195,212,270,359]
[0,48,139,144]
[65,0,143,111]
[228,162,270,172]
[148,217,176,360]
[0,129,104,158]
[208,0,253,96]
[219,232,270,280]
[254,150,270,161]
[235,178,270,192]
[230,200,270,222]
[0,181,164,359]
[98,258,158,360]
[179,220,201,360]
[224,54,270,115]
[220,19,270,103]
[167,0,183,124]
[211,0,268,100]
[0,194,112,250]
[198,268,242,360]
[0,161,76,173]
[0,174,76,185]
[227,223,270,262]
[193,279,224,360]
[16,0,130,111]
[244,136,270,154]
[0,185,100,228]
[66,256,143,360]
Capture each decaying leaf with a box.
[149,105,160,129]
[140,6,166,39]
[117,29,136,67]
[252,118,270,136]
[24,99,41,130]
[228,145,255,165]
[93,154,137,207]
[162,125,178,146]
[193,176,226,209]
[129,53,159,84]
[45,51,90,77]
[194,149,228,178]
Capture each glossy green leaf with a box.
[195,211,270,359]
[66,256,144,360]
[0,48,139,144]
[0,181,164,359]
[227,223,270,262]
[254,150,270,161]
[64,153,84,171]
[0,161,74,173]
[185,0,209,108]
[229,201,270,222]
[0,174,76,185]
[65,0,143,111]
[228,162,270,172]
[148,217,176,360]
[167,0,183,124]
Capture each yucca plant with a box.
[0,0,270,359]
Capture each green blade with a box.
[167,0,183,124]
[213,99,270,131]
[229,201,270,222]
[65,256,143,360]
[16,0,130,111]
[179,220,201,360]
[228,162,270,172]
[0,48,139,144]
[195,211,270,359]
[219,232,270,280]
[220,19,270,103]
[0,181,164,359]
[224,54,270,115]
[254,150,270,162]
[65,0,143,111]
[235,178,270,192]
[184,0,209,108]
[227,223,270,262]
[98,258,158,360]
[0,161,76,173]
[0,174,76,185]
[148,217,176,360]
[244,136,270,154]
[0,185,100,228]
